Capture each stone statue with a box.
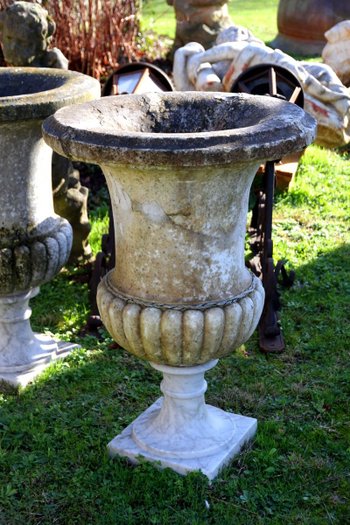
[0,1,92,262]
[173,25,350,148]
[168,0,232,52]
[322,20,350,87]
[0,1,68,68]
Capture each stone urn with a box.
[272,0,350,57]
[0,67,100,387]
[43,92,316,479]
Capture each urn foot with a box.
[108,360,257,480]
[0,289,79,388]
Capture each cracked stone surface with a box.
[43,91,316,366]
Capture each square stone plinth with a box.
[0,339,79,388]
[108,398,257,480]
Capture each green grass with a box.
[0,144,349,524]
[228,0,279,44]
[141,0,175,40]
[142,0,279,43]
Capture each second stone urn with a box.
[0,67,100,387]
[43,92,316,478]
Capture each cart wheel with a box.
[231,63,304,108]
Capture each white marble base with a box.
[0,289,79,388]
[108,360,257,480]
[0,339,80,388]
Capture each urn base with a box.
[271,34,325,57]
[108,360,257,480]
[0,337,79,388]
[0,289,79,388]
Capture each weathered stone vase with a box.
[43,92,316,478]
[0,67,100,387]
[272,0,350,56]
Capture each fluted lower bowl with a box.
[97,271,264,365]
[0,217,72,294]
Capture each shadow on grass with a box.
[29,264,92,341]
[0,244,349,524]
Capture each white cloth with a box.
[173,26,350,147]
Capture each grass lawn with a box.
[1,145,349,524]
[1,1,350,523]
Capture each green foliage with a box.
[141,0,175,40]
[229,0,279,44]
[89,198,110,255]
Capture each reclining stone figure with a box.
[173,26,350,148]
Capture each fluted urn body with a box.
[0,67,100,387]
[43,91,316,477]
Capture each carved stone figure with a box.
[173,26,350,148]
[322,20,350,88]
[168,0,232,51]
[0,1,92,261]
[0,1,68,68]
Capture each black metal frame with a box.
[247,161,294,353]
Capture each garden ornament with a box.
[43,91,316,479]
[0,1,93,262]
[0,67,100,387]
[322,20,350,88]
[168,0,232,52]
[173,26,350,148]
[271,0,350,57]
[0,1,68,68]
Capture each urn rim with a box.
[42,91,316,166]
[0,67,100,121]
